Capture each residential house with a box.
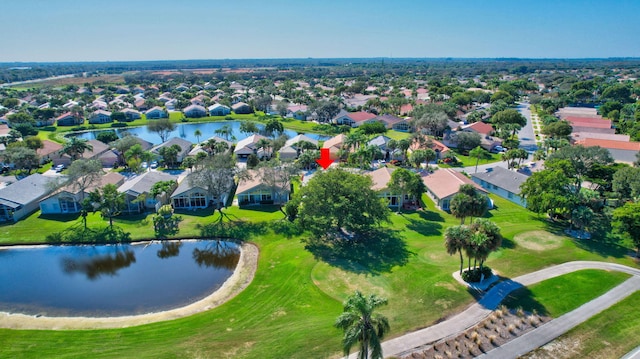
[40,172,125,214]
[471,167,528,207]
[171,174,228,210]
[575,138,640,164]
[208,103,231,116]
[232,102,253,114]
[145,106,168,119]
[234,134,269,158]
[322,133,347,160]
[366,167,409,208]
[375,114,412,131]
[122,108,142,121]
[134,99,148,111]
[188,136,232,156]
[332,110,377,127]
[35,116,56,127]
[36,140,63,165]
[54,139,111,167]
[421,168,488,211]
[368,135,399,160]
[236,169,291,206]
[460,122,502,151]
[278,134,319,160]
[286,104,308,120]
[118,171,177,213]
[190,95,206,107]
[56,112,84,126]
[88,110,113,124]
[0,174,55,222]
[183,104,207,118]
[151,137,192,164]
[175,84,189,92]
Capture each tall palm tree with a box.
[62,137,93,161]
[335,291,390,359]
[444,225,471,275]
[194,129,202,144]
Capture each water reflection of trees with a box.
[192,241,240,270]
[157,241,182,259]
[62,249,136,280]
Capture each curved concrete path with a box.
[348,261,640,359]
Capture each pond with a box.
[73,121,329,145]
[0,240,240,317]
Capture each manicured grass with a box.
[501,269,631,317]
[439,149,503,168]
[1,195,640,358]
[527,290,640,359]
[384,130,412,140]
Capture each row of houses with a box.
[0,161,531,224]
[558,106,640,164]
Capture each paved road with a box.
[517,102,538,153]
[347,261,640,359]
[621,345,640,359]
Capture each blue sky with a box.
[3,0,640,62]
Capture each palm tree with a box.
[62,137,93,161]
[469,146,490,173]
[256,138,272,159]
[334,291,390,359]
[194,129,202,144]
[444,225,471,275]
[214,124,234,141]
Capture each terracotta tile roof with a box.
[348,111,377,123]
[565,117,611,129]
[464,122,494,135]
[421,168,486,200]
[400,103,413,115]
[575,138,640,151]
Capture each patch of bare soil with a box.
[401,306,551,359]
[520,336,584,359]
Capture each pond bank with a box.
[0,242,258,330]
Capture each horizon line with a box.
[2,56,640,65]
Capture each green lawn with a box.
[1,195,640,358]
[501,269,631,317]
[439,149,503,168]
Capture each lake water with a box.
[0,240,240,317]
[74,121,329,145]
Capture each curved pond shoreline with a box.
[0,242,259,330]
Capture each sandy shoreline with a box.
[0,242,259,330]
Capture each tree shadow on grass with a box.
[498,285,549,316]
[37,213,81,223]
[501,236,516,249]
[196,220,267,241]
[405,210,444,237]
[303,228,414,275]
[238,205,281,213]
[544,218,629,259]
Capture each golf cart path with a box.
[349,261,640,359]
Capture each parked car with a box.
[491,146,505,153]
[54,164,65,172]
[150,161,158,169]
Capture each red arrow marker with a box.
[315,148,334,170]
